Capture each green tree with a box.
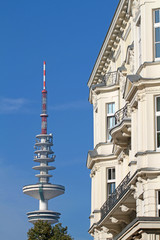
[27,220,73,240]
[51,223,73,240]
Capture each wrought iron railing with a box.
[103,71,118,86]
[115,104,131,125]
[100,172,130,220]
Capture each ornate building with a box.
[87,0,160,239]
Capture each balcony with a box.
[115,104,131,125]
[110,104,131,148]
[93,172,136,237]
[103,71,119,86]
[101,172,130,220]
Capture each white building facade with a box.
[87,0,160,239]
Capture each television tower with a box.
[23,61,65,224]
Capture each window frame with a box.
[107,168,116,198]
[156,191,160,217]
[106,102,115,142]
[153,9,160,61]
[155,96,160,150]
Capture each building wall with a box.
[87,0,160,239]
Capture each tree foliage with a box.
[27,220,73,240]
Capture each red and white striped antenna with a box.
[41,61,48,134]
[43,61,46,90]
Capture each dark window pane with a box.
[108,169,111,180]
[112,103,115,113]
[108,104,112,114]
[108,183,115,195]
[159,210,160,217]
[155,10,160,23]
[108,117,111,129]
[158,191,160,204]
[157,132,160,147]
[109,117,112,128]
[108,168,115,180]
[112,117,115,127]
[108,183,112,195]
[157,97,160,111]
[107,118,110,129]
[156,43,160,58]
[108,117,115,129]
[155,28,160,42]
[157,116,160,131]
[112,183,115,193]
[107,103,115,114]
[112,168,115,179]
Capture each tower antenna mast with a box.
[23,61,65,224]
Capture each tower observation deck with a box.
[23,61,65,224]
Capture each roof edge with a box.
[88,0,127,88]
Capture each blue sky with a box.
[0,0,119,239]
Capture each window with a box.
[155,96,160,149]
[154,9,160,59]
[107,103,115,141]
[107,168,116,198]
[157,191,160,216]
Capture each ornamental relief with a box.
[90,165,100,178]
[132,0,140,11]
[137,93,146,102]
[129,48,135,73]
[119,72,127,94]
[132,0,139,8]
[132,0,140,17]
[131,175,147,200]
[131,91,146,105]
[117,149,128,163]
[92,92,98,112]
[125,42,134,74]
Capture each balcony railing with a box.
[100,172,130,220]
[103,71,118,86]
[115,104,131,125]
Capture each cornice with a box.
[136,60,160,75]
[129,167,160,185]
[89,85,120,104]
[86,149,116,169]
[125,77,160,103]
[88,0,130,88]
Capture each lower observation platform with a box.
[27,210,60,224]
[23,183,65,200]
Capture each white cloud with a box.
[49,100,89,111]
[0,98,89,114]
[0,97,28,114]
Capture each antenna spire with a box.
[41,61,48,134]
[43,61,46,90]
